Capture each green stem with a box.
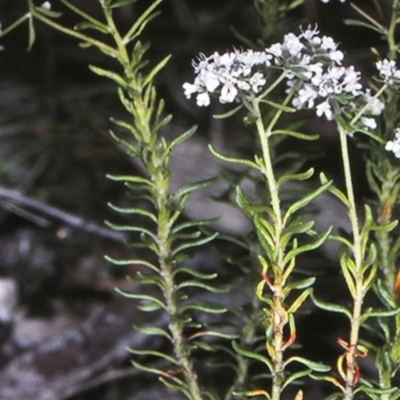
[350,83,388,127]
[387,0,400,60]
[338,126,364,400]
[255,71,287,102]
[59,0,109,30]
[97,3,203,398]
[29,3,118,57]
[0,13,30,39]
[250,81,301,400]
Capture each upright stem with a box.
[338,126,364,400]
[100,5,203,399]
[251,83,299,399]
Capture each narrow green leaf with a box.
[261,99,296,113]
[340,254,356,297]
[277,168,314,187]
[272,129,319,141]
[110,0,139,8]
[159,377,191,398]
[213,104,243,119]
[360,307,400,323]
[362,262,377,293]
[282,220,314,237]
[133,324,172,340]
[89,65,127,87]
[376,279,396,308]
[115,288,166,310]
[106,222,157,242]
[172,218,219,234]
[181,301,227,314]
[171,232,218,256]
[320,172,349,207]
[105,256,159,273]
[123,0,163,43]
[233,389,271,399]
[28,14,35,51]
[231,341,273,373]
[344,18,385,34]
[208,145,259,169]
[36,6,63,18]
[127,273,165,289]
[131,360,186,387]
[172,176,219,200]
[287,288,313,314]
[109,129,140,156]
[311,293,351,318]
[106,174,153,187]
[74,20,108,33]
[288,277,316,291]
[282,369,312,389]
[107,203,157,222]
[128,348,178,364]
[173,267,218,280]
[166,126,197,153]
[143,55,171,87]
[283,180,331,224]
[285,356,330,371]
[282,227,331,264]
[356,127,385,143]
[189,330,239,340]
[176,280,229,293]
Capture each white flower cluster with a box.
[376,59,400,87]
[292,65,362,120]
[267,26,344,74]
[276,27,383,128]
[183,26,383,130]
[183,50,270,106]
[386,128,400,158]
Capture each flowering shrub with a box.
[2,1,400,400]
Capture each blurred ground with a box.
[0,0,391,399]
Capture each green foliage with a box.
[5,1,400,400]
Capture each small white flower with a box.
[267,43,283,58]
[249,72,266,92]
[201,71,220,93]
[41,1,51,9]
[321,36,337,51]
[385,128,400,158]
[329,50,344,63]
[376,59,400,86]
[196,92,211,107]
[361,117,377,130]
[283,33,304,56]
[182,82,198,99]
[316,101,333,120]
[362,89,385,115]
[220,83,238,103]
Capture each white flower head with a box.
[316,101,333,120]
[376,59,400,88]
[386,128,400,158]
[361,117,377,130]
[196,92,211,107]
[183,48,269,106]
